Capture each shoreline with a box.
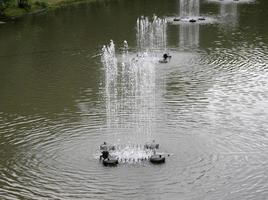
[0,0,97,20]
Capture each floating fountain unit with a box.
[99,18,169,166]
[98,142,166,166]
[169,0,217,24]
[206,0,255,4]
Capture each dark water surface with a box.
[1,0,268,199]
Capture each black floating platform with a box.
[189,19,197,23]
[102,158,119,166]
[198,17,206,21]
[150,155,165,164]
[159,60,168,64]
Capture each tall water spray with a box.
[100,15,168,162]
[101,40,157,145]
[136,15,167,50]
[180,0,200,18]
[101,40,119,134]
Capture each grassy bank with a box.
[0,0,95,19]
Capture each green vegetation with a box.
[0,0,91,18]
[0,0,49,18]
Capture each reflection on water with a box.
[208,0,255,28]
[219,1,238,28]
[179,23,199,49]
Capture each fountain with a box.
[168,0,217,24]
[170,0,201,49]
[136,15,167,50]
[101,40,119,136]
[100,40,158,163]
[206,0,255,28]
[99,16,169,164]
[206,0,255,4]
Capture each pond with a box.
[0,0,268,199]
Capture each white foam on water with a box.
[110,145,154,163]
[95,144,170,164]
